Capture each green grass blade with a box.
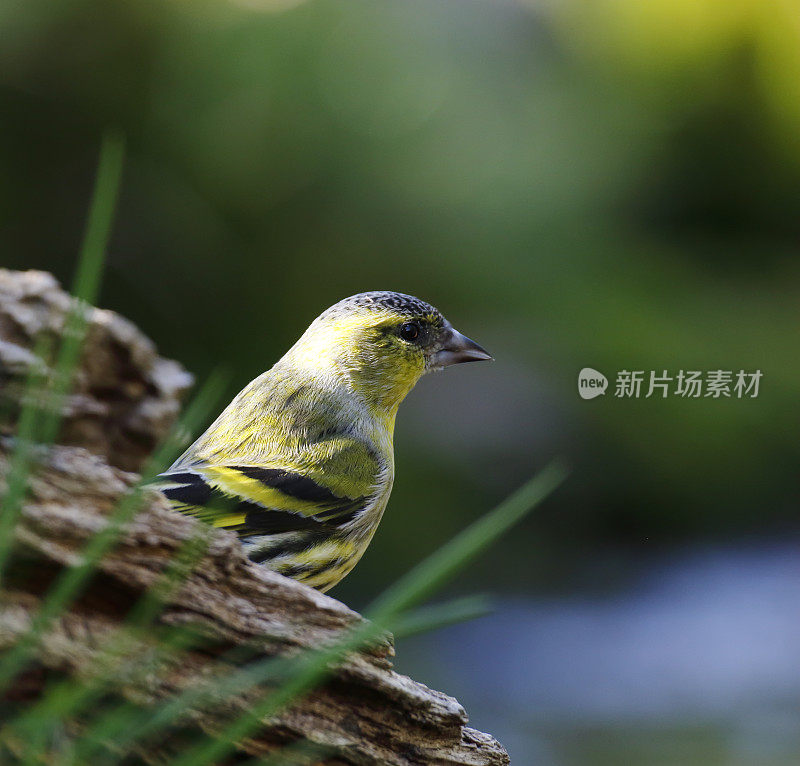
[240,739,333,766]
[390,594,492,640]
[0,370,227,697]
[7,529,214,762]
[9,452,563,764]
[160,461,567,766]
[72,651,294,765]
[0,339,52,588]
[71,130,126,303]
[366,459,568,621]
[165,621,382,766]
[75,618,388,763]
[38,128,126,448]
[0,130,125,589]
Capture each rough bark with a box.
[0,268,194,472]
[0,269,509,766]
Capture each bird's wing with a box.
[155,439,381,540]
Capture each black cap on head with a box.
[348,291,439,316]
[325,291,444,325]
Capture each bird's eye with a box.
[399,322,420,342]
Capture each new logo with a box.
[578,367,608,399]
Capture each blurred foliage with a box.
[1,0,798,606]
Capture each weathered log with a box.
[0,269,509,766]
[0,269,193,472]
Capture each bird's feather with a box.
[157,462,369,535]
[153,291,484,591]
[156,451,383,591]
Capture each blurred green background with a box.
[2,0,799,763]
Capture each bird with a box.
[156,291,491,592]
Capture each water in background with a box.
[395,543,800,765]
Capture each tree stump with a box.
[0,269,509,766]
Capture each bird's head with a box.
[281,291,492,417]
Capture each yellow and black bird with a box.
[156,292,491,592]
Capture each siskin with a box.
[157,292,491,592]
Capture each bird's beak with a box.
[431,325,493,368]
